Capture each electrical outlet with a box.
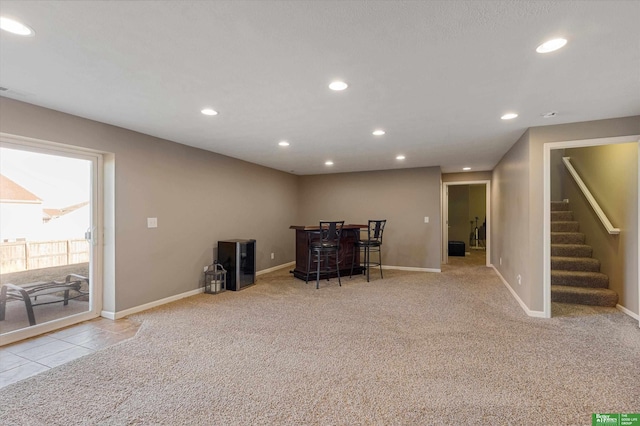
[517,274,522,285]
[424,216,429,223]
[147,217,158,228]
[499,257,502,265]
[271,252,274,260]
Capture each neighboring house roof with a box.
[40,202,90,239]
[0,174,42,203]
[43,201,90,220]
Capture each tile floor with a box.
[0,317,140,389]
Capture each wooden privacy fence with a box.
[0,240,90,274]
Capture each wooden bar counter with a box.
[289,224,367,281]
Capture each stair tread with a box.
[551,270,607,277]
[550,221,581,232]
[551,285,617,296]
[550,244,593,258]
[551,214,574,218]
[551,256,600,272]
[550,232,586,244]
[551,270,609,288]
[551,285,618,307]
[551,256,599,262]
[550,201,571,211]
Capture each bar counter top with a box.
[289,224,367,231]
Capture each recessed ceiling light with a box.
[501,113,518,120]
[0,17,34,36]
[329,81,348,91]
[372,130,385,136]
[201,108,218,116]
[536,38,567,53]
[278,141,290,147]
[396,155,405,160]
[463,167,471,171]
[325,160,334,166]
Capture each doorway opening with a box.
[442,180,491,267]
[0,136,103,345]
[543,135,639,324]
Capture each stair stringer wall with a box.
[561,143,638,313]
[491,130,534,310]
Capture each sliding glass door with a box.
[0,137,101,344]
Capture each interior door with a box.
[443,181,490,265]
[0,139,102,344]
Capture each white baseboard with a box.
[102,287,205,320]
[489,267,639,322]
[382,265,441,273]
[257,261,295,276]
[616,304,640,322]
[491,265,546,318]
[100,310,116,320]
[102,262,296,320]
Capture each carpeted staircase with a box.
[550,201,618,307]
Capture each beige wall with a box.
[562,143,638,312]
[491,130,532,307]
[549,149,565,201]
[469,185,486,231]
[298,167,442,270]
[0,98,299,312]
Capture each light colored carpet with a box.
[1,261,638,425]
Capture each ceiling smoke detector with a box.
[542,111,558,118]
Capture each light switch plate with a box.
[147,217,158,228]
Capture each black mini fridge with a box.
[448,241,465,257]
[218,239,256,291]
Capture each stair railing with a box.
[562,157,620,235]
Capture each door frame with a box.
[442,180,491,266]
[543,134,640,323]
[0,133,103,345]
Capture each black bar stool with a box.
[350,220,386,282]
[306,221,344,289]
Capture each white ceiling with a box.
[1,1,638,174]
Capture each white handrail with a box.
[562,157,620,235]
